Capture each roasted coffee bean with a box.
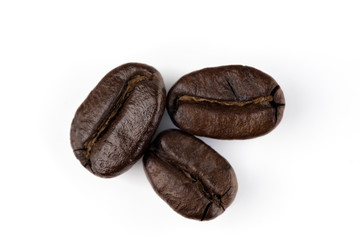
[143,129,238,221]
[167,65,285,139]
[70,63,166,177]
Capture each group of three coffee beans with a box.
[70,63,285,221]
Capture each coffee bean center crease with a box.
[149,149,231,213]
[178,95,273,107]
[81,75,150,166]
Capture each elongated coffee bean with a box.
[167,65,285,139]
[70,63,166,177]
[143,129,238,221]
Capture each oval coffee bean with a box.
[70,63,166,177]
[143,129,238,221]
[167,65,285,139]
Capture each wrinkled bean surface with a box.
[167,65,285,139]
[143,129,238,221]
[70,63,166,177]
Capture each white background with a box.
[1,0,359,239]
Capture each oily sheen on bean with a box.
[70,63,166,177]
[167,65,285,139]
[143,130,238,221]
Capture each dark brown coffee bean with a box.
[167,65,285,139]
[143,129,238,221]
[70,63,166,177]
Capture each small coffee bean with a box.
[167,65,285,139]
[143,129,238,221]
[70,63,166,177]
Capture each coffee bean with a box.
[143,129,238,221]
[70,63,166,177]
[167,65,285,139]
